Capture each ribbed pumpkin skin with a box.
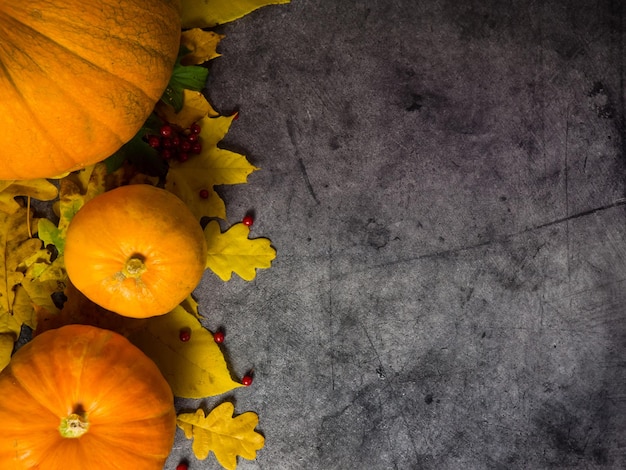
[0,324,176,469]
[64,184,207,318]
[0,0,181,180]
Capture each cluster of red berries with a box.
[145,122,202,162]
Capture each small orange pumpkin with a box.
[64,184,207,318]
[0,324,176,469]
[0,0,181,180]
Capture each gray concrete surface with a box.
[166,1,626,468]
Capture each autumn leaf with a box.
[166,114,258,220]
[0,206,46,368]
[37,164,106,256]
[128,303,243,398]
[155,89,219,129]
[181,0,291,28]
[181,29,224,65]
[35,281,146,337]
[161,51,209,112]
[177,403,265,470]
[205,221,276,281]
[0,179,58,214]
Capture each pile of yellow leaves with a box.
[0,1,290,469]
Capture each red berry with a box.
[190,123,201,134]
[179,328,191,342]
[213,330,225,344]
[187,133,198,143]
[147,135,161,148]
[180,140,191,152]
[242,374,253,386]
[176,463,188,470]
[171,135,181,147]
[242,215,254,227]
[191,142,202,154]
[199,189,209,199]
[161,149,173,160]
[161,137,173,149]
[178,152,189,162]
[232,112,240,121]
[160,124,173,137]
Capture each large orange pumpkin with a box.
[0,0,181,180]
[0,324,176,469]
[64,184,207,318]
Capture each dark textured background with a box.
[166,1,626,468]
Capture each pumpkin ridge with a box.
[0,26,131,177]
[0,12,158,107]
[0,24,73,176]
[0,4,178,101]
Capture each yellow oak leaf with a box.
[177,403,265,470]
[0,178,58,214]
[155,89,219,129]
[182,0,291,28]
[128,303,243,398]
[165,114,258,220]
[205,221,276,281]
[181,29,224,65]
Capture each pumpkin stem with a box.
[123,255,147,278]
[59,413,89,438]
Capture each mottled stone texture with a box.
[167,1,626,468]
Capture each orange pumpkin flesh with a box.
[0,0,181,180]
[64,184,207,318]
[0,324,176,469]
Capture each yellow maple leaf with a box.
[182,0,291,28]
[181,29,224,65]
[205,221,276,281]
[128,302,243,398]
[155,89,219,129]
[165,114,258,220]
[177,403,265,470]
[0,178,58,214]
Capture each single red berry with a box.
[213,330,225,344]
[176,463,189,470]
[147,135,161,148]
[161,149,173,160]
[180,140,191,152]
[161,137,173,149]
[179,328,191,342]
[178,152,189,162]
[187,133,199,143]
[191,142,202,154]
[199,189,209,199]
[160,124,174,138]
[242,215,254,227]
[190,122,201,134]
[242,374,253,386]
[171,135,181,147]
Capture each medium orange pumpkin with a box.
[0,0,181,180]
[0,324,176,469]
[64,184,207,318]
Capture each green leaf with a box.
[161,59,209,112]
